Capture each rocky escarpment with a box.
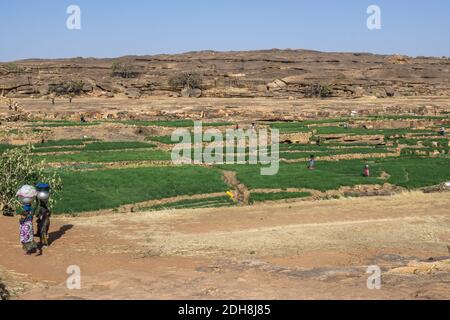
[1,49,450,100]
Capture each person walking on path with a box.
[34,183,52,252]
[16,185,38,255]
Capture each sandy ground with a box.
[1,191,449,300]
[4,96,450,117]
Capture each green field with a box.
[249,192,311,203]
[34,139,96,147]
[35,149,171,163]
[31,140,156,153]
[2,115,449,215]
[120,120,232,127]
[377,157,450,189]
[220,160,383,192]
[141,196,234,212]
[314,127,434,136]
[280,148,394,159]
[26,121,102,128]
[55,166,229,214]
[220,157,450,191]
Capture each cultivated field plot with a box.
[1,100,450,300]
[1,113,449,215]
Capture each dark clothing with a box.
[35,203,51,247]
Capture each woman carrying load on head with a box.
[35,183,52,249]
[16,185,38,255]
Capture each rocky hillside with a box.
[1,49,450,99]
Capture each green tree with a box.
[0,145,62,216]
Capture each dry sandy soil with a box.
[7,96,450,117]
[1,191,449,300]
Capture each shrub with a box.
[0,279,9,300]
[111,62,138,78]
[49,80,84,96]
[3,63,24,74]
[0,145,62,216]
[305,83,333,98]
[169,72,202,89]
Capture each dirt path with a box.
[222,170,250,205]
[0,192,449,300]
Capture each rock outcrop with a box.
[1,49,450,99]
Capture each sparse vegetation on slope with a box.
[249,192,311,203]
[142,196,234,211]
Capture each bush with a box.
[305,83,333,98]
[0,145,62,216]
[3,63,24,74]
[111,62,138,78]
[49,80,84,96]
[0,279,9,300]
[169,72,202,90]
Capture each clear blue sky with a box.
[1,0,449,61]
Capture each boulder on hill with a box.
[181,88,202,98]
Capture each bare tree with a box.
[169,72,202,90]
[305,83,333,98]
[111,62,138,78]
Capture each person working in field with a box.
[440,127,446,136]
[316,137,322,146]
[308,155,316,170]
[363,165,370,177]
